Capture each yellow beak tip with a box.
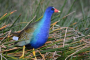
[58,11,61,13]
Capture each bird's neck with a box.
[40,12,53,24]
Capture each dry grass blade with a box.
[63,27,68,47]
[22,15,36,31]
[1,30,11,42]
[65,45,87,60]
[0,54,7,60]
[51,11,75,27]
[38,50,45,60]
[0,47,20,53]
[0,24,11,31]
[0,13,7,20]
[10,10,17,14]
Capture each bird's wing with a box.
[13,22,38,46]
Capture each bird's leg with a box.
[33,48,37,60]
[19,45,25,58]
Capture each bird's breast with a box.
[30,20,50,48]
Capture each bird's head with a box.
[45,6,60,14]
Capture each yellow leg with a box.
[33,48,37,60]
[19,45,25,58]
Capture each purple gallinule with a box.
[12,6,60,59]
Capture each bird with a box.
[12,6,60,59]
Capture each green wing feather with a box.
[12,22,38,46]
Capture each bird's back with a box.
[14,22,38,46]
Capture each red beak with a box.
[54,8,60,13]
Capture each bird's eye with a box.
[51,8,54,10]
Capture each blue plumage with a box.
[13,6,60,49]
[30,7,55,48]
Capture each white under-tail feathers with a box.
[12,36,19,41]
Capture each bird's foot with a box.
[33,48,37,60]
[19,55,24,59]
[35,57,37,60]
[19,45,25,59]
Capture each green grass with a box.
[0,0,90,60]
